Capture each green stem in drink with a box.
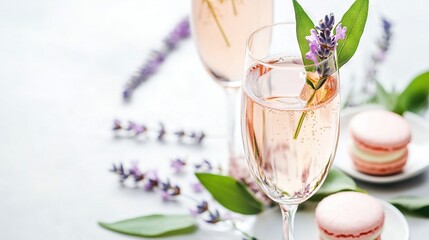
[293,88,316,140]
[204,0,231,47]
[293,73,330,139]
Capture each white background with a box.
[1,0,428,239]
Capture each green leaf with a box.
[98,214,197,237]
[392,71,429,115]
[306,77,316,90]
[292,0,315,66]
[337,0,369,68]
[375,79,392,108]
[389,196,429,218]
[195,173,263,215]
[310,168,362,201]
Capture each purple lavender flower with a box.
[160,179,171,191]
[170,185,181,196]
[127,122,147,135]
[316,14,335,31]
[123,17,190,101]
[158,123,166,141]
[305,41,320,63]
[189,131,206,144]
[377,18,392,57]
[194,159,213,172]
[170,158,187,173]
[110,163,130,183]
[190,200,209,217]
[126,121,135,131]
[335,24,347,41]
[174,130,186,139]
[143,170,159,191]
[205,210,222,224]
[112,119,122,130]
[161,191,172,201]
[159,179,181,201]
[110,162,146,183]
[161,185,181,201]
[164,18,191,50]
[190,182,203,193]
[129,162,144,182]
[305,14,347,65]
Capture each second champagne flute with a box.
[191,0,273,175]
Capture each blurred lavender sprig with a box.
[123,17,190,101]
[110,162,181,201]
[109,160,256,239]
[362,17,393,96]
[189,200,257,240]
[113,119,205,145]
[345,17,393,107]
[110,158,214,188]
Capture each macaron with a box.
[349,110,411,175]
[315,192,385,240]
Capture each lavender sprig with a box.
[110,162,181,201]
[293,14,346,139]
[345,17,392,107]
[113,119,205,145]
[110,161,257,239]
[362,18,392,100]
[123,17,190,101]
[189,200,257,240]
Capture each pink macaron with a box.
[349,110,412,175]
[315,192,385,240]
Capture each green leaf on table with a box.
[392,71,429,115]
[337,0,369,68]
[389,196,429,218]
[292,0,315,66]
[195,173,263,215]
[375,79,394,108]
[310,168,364,201]
[98,214,197,237]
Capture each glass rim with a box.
[246,21,336,70]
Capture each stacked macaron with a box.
[315,192,385,240]
[349,110,412,176]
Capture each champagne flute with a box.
[241,22,340,239]
[191,0,273,175]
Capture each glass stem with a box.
[280,204,298,240]
[225,88,240,161]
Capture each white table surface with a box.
[1,0,428,239]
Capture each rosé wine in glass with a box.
[191,0,273,88]
[241,23,340,239]
[243,58,340,204]
[191,0,274,178]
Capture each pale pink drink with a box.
[191,0,274,173]
[243,59,340,203]
[241,23,340,239]
[192,0,273,88]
